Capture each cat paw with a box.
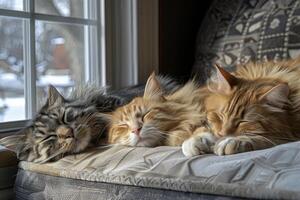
[182,132,215,157]
[214,137,254,156]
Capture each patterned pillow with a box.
[193,0,300,83]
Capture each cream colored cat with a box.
[108,59,300,156]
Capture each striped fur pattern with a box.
[204,60,300,156]
[108,59,300,156]
[17,86,124,163]
[108,74,210,148]
[16,76,179,163]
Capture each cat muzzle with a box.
[57,126,74,139]
[132,127,142,136]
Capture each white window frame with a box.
[0,0,106,132]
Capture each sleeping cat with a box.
[16,85,123,163]
[14,76,178,163]
[108,59,300,156]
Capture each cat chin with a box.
[71,133,91,153]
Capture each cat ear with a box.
[47,85,65,107]
[260,83,289,108]
[143,72,164,100]
[209,64,238,94]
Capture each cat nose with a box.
[132,127,142,136]
[57,127,74,138]
[218,131,227,137]
[65,128,74,138]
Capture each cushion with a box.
[15,169,242,200]
[193,0,300,82]
[18,142,300,200]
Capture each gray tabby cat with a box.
[16,76,178,163]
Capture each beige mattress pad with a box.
[19,142,300,200]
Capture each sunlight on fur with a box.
[108,59,300,156]
[11,76,179,163]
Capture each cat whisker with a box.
[243,133,277,145]
[264,136,298,142]
[142,128,175,141]
[39,136,56,144]
[246,131,297,142]
[158,130,184,140]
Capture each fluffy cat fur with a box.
[16,86,123,163]
[108,59,300,156]
[11,76,178,163]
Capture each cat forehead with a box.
[46,101,83,111]
[205,93,229,112]
[121,98,148,111]
[205,90,248,113]
[206,82,275,114]
[112,98,147,120]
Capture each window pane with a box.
[0,16,25,122]
[35,21,86,109]
[35,0,96,19]
[0,0,24,11]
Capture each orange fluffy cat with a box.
[107,59,300,156]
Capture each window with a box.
[0,0,105,131]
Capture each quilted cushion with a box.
[18,142,300,200]
[193,0,300,82]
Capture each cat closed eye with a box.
[207,112,222,121]
[66,112,74,122]
[118,124,129,128]
[236,120,248,126]
[49,114,58,119]
[142,110,152,121]
[64,109,79,123]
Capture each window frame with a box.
[0,0,106,132]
